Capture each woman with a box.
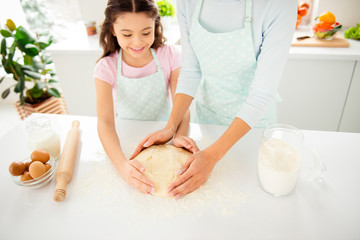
[131,0,297,199]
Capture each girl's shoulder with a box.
[156,44,181,60]
[155,44,181,72]
[96,51,119,69]
[94,51,119,84]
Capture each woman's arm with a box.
[169,68,190,137]
[95,79,154,193]
[169,68,199,153]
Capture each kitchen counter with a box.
[0,114,359,240]
[291,30,360,61]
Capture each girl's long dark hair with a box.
[98,0,166,61]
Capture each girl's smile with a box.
[129,46,146,53]
[113,12,155,67]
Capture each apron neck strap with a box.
[118,48,161,71]
[244,0,253,24]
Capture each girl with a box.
[131,0,297,199]
[94,0,198,194]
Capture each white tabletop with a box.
[0,114,359,240]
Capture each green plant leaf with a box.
[0,38,6,55]
[0,75,7,83]
[23,69,42,79]
[0,29,11,38]
[33,60,45,70]
[6,19,16,32]
[48,79,58,83]
[25,43,39,55]
[2,59,12,74]
[1,88,10,99]
[12,62,23,80]
[36,35,53,50]
[21,64,35,72]
[30,83,44,98]
[14,26,36,44]
[24,54,33,65]
[15,40,38,57]
[14,76,25,93]
[47,88,61,98]
[9,41,16,56]
[42,54,53,64]
[37,81,47,89]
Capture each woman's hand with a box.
[173,135,200,154]
[118,159,154,194]
[167,148,220,199]
[130,127,176,159]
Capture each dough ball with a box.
[134,144,191,197]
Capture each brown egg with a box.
[30,150,50,163]
[20,171,33,181]
[29,161,46,179]
[9,161,26,176]
[44,163,51,172]
[25,161,32,171]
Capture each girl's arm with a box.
[95,79,154,194]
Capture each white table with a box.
[1,114,359,240]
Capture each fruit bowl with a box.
[313,11,342,40]
[313,24,342,40]
[13,156,57,189]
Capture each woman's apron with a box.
[115,48,171,121]
[190,0,277,127]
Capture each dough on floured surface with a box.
[134,144,191,197]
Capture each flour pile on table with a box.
[72,146,246,217]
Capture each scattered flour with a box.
[73,140,246,217]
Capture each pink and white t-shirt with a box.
[94,44,181,101]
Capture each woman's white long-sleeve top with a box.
[175,0,297,127]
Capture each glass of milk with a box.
[257,124,304,196]
[25,116,61,160]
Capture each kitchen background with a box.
[1,0,360,135]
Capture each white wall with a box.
[77,0,107,29]
[314,0,360,28]
[0,0,28,28]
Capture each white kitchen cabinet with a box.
[339,61,360,132]
[278,59,355,131]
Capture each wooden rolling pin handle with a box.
[53,120,80,202]
[53,179,67,202]
[72,120,80,129]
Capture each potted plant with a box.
[156,0,175,29]
[0,19,67,119]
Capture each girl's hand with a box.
[130,127,175,159]
[173,135,200,154]
[167,148,220,199]
[118,159,154,194]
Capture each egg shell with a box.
[20,171,33,181]
[44,163,51,172]
[25,161,32,171]
[29,161,46,179]
[9,161,26,176]
[31,150,50,163]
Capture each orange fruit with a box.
[319,11,336,25]
[300,2,310,9]
[298,7,308,17]
[296,14,302,28]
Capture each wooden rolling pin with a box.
[53,120,80,202]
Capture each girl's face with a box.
[113,12,155,62]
